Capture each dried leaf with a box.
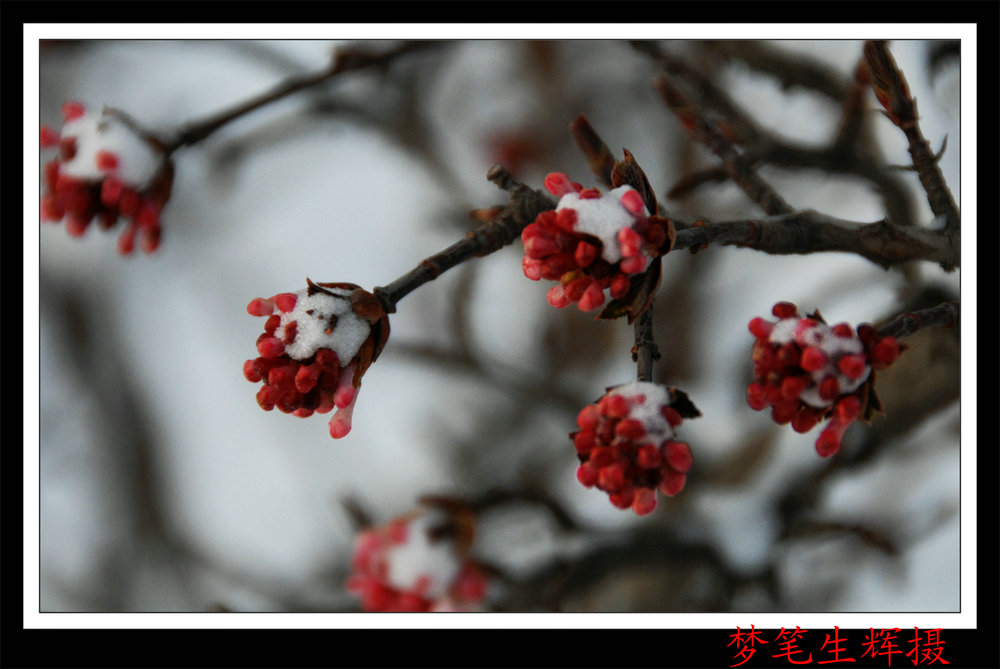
[668,387,702,419]
[611,149,658,215]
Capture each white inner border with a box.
[24,23,977,631]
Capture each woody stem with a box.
[161,41,440,155]
[633,304,660,383]
[877,301,960,339]
[374,165,555,314]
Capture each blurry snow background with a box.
[34,36,963,615]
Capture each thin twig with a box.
[162,41,441,155]
[374,165,554,313]
[673,210,959,271]
[864,41,960,232]
[877,301,960,339]
[632,305,660,383]
[654,75,794,216]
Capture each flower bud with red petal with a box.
[345,503,489,612]
[747,301,902,457]
[521,173,670,313]
[40,101,173,254]
[244,280,389,439]
[570,381,697,516]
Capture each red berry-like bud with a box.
[659,469,687,496]
[791,407,822,433]
[61,100,86,121]
[523,175,659,313]
[544,172,581,197]
[95,150,119,171]
[256,336,285,359]
[781,375,809,400]
[800,347,828,372]
[273,292,298,313]
[831,323,854,337]
[40,125,60,148]
[748,317,774,339]
[748,301,902,458]
[772,301,799,319]
[632,488,657,516]
[572,382,696,515]
[837,354,867,379]
[608,487,635,509]
[615,418,646,440]
[637,443,662,469]
[663,440,692,473]
[244,282,389,439]
[746,382,769,411]
[577,404,601,431]
[346,504,488,612]
[41,101,173,254]
[870,336,901,368]
[819,375,841,401]
[815,429,841,457]
[577,463,599,487]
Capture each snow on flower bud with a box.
[346,502,489,612]
[521,173,671,313]
[243,280,389,439]
[747,301,903,457]
[40,101,173,254]
[571,381,699,516]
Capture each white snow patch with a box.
[58,108,163,187]
[275,287,371,363]
[384,510,462,599]
[610,381,675,444]
[557,185,647,264]
[769,317,869,408]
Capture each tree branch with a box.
[654,75,794,216]
[672,210,959,271]
[864,40,960,232]
[374,165,555,313]
[878,301,960,339]
[162,41,442,154]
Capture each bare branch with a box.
[673,210,959,271]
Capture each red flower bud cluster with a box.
[747,301,902,457]
[521,173,670,312]
[572,381,694,516]
[243,280,389,439]
[40,101,173,254]
[346,505,489,612]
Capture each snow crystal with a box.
[59,109,163,187]
[275,287,372,364]
[611,380,675,443]
[556,185,648,264]
[384,510,463,599]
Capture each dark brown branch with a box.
[654,76,794,216]
[632,304,660,383]
[673,210,959,271]
[162,41,441,154]
[878,301,960,339]
[698,40,850,101]
[374,165,554,313]
[864,41,960,232]
[570,115,617,187]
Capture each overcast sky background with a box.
[28,29,969,624]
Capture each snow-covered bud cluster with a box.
[747,301,902,457]
[40,101,173,254]
[572,381,695,516]
[521,173,670,312]
[243,280,389,439]
[346,505,489,612]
